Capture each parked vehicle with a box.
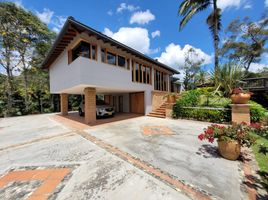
[79,99,115,117]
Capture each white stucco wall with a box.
[49,34,174,115]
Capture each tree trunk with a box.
[213,0,219,73]
[5,66,13,117]
[22,55,30,113]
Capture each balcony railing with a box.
[242,77,268,91]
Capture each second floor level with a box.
[43,17,179,93]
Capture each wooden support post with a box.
[60,93,68,116]
[84,87,96,124]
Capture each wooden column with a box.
[231,104,250,124]
[60,93,68,116]
[84,87,96,124]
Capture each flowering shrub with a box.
[198,122,256,147]
[249,123,268,155]
[231,87,253,95]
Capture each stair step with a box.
[156,108,166,111]
[153,111,165,114]
[147,114,166,118]
[150,111,165,115]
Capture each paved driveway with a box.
[0,114,190,200]
[86,116,246,200]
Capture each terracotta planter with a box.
[167,95,176,103]
[230,93,251,104]
[218,140,241,160]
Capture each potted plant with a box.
[163,93,177,103]
[230,87,253,104]
[198,122,256,160]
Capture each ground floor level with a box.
[59,87,170,124]
[0,113,263,199]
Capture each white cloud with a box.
[116,3,139,13]
[36,8,54,24]
[243,3,252,9]
[103,27,152,54]
[151,30,160,38]
[217,0,241,10]
[265,0,268,7]
[156,43,212,70]
[248,63,267,72]
[107,10,113,16]
[51,16,67,33]
[130,10,155,25]
[13,0,24,8]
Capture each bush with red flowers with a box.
[231,87,253,96]
[198,122,256,147]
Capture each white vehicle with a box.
[78,99,115,117]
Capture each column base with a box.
[230,104,250,124]
[165,103,176,119]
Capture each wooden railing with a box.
[242,77,268,91]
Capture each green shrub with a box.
[249,101,267,123]
[173,105,231,123]
[178,89,201,107]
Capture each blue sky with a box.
[8,0,268,74]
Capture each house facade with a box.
[42,17,179,123]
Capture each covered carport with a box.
[60,86,146,125]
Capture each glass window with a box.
[118,55,126,67]
[132,61,135,81]
[146,67,150,84]
[142,66,146,83]
[135,63,139,82]
[107,52,116,65]
[91,45,96,60]
[139,64,143,83]
[101,49,105,62]
[72,41,91,61]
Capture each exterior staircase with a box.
[147,103,167,118]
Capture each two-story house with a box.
[42,17,179,124]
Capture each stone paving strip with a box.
[0,132,74,152]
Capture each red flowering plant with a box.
[231,87,253,96]
[198,122,256,147]
[249,123,268,155]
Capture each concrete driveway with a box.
[85,116,246,200]
[0,114,190,200]
[0,113,248,200]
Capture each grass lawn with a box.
[251,133,268,190]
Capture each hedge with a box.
[172,106,231,123]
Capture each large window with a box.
[107,52,116,65]
[154,69,168,91]
[70,41,97,63]
[101,48,130,70]
[132,61,151,85]
[118,55,126,67]
[101,48,105,62]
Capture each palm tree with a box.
[178,0,221,72]
[209,63,244,97]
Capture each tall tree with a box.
[181,47,204,90]
[0,2,22,115]
[178,0,221,73]
[0,2,54,115]
[221,15,268,72]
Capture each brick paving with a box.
[0,168,71,200]
[142,125,174,136]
